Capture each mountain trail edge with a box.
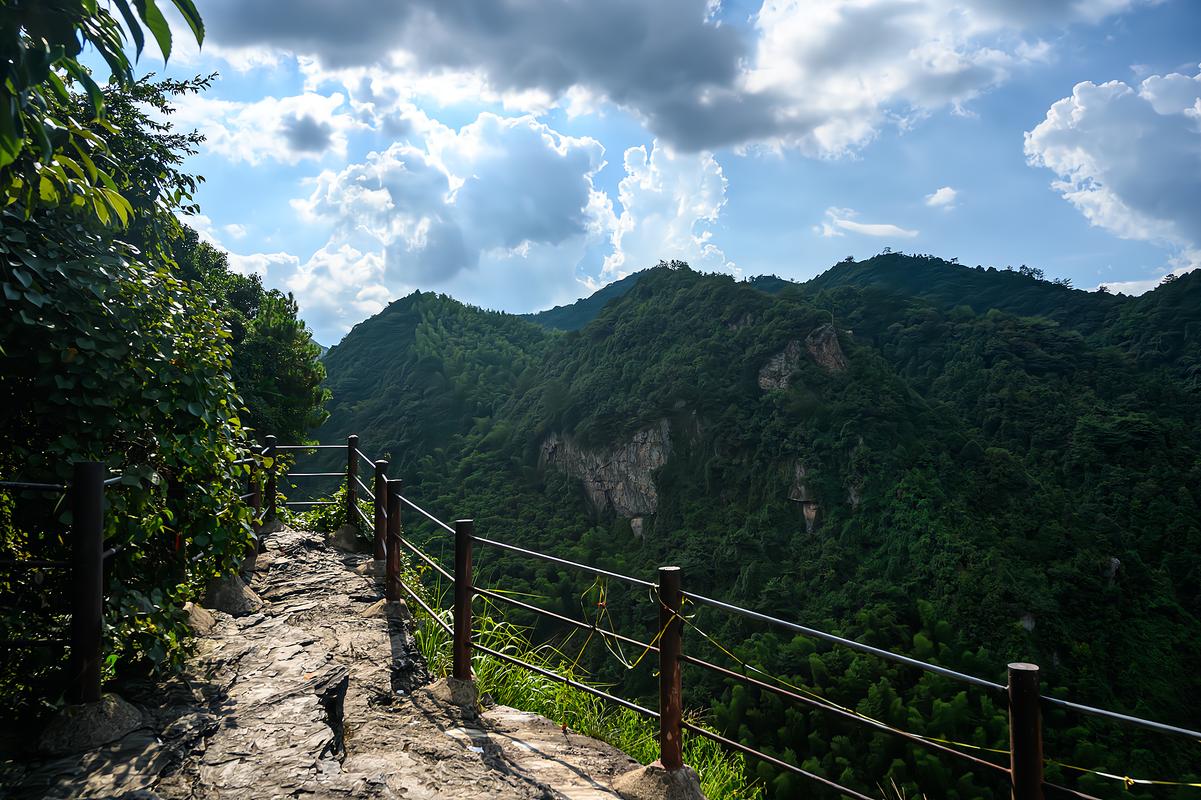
[4,525,676,800]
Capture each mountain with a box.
[312,257,1201,800]
[521,266,797,333]
[522,269,647,330]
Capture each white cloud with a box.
[279,113,613,339]
[817,207,919,239]
[199,0,1150,155]
[225,116,739,342]
[1095,248,1201,295]
[925,186,958,209]
[603,143,734,279]
[227,251,300,280]
[1025,64,1201,283]
[170,91,364,165]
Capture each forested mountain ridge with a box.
[315,257,1201,799]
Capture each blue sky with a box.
[124,0,1201,344]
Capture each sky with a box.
[120,0,1201,345]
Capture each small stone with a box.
[38,693,143,755]
[359,598,388,618]
[613,760,708,800]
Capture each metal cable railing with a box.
[473,534,656,589]
[233,437,1201,800]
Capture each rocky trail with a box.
[1,526,663,799]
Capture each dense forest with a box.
[311,257,1201,799]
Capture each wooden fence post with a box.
[658,565,684,770]
[1009,662,1044,800]
[249,461,262,539]
[453,519,474,681]
[68,461,104,704]
[264,435,277,523]
[386,478,402,602]
[346,434,359,527]
[373,460,388,561]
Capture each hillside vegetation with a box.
[313,256,1201,799]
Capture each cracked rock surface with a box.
[1,526,638,799]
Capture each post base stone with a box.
[38,693,143,755]
[612,760,708,800]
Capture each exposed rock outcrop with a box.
[758,340,802,390]
[788,462,820,533]
[541,421,670,518]
[804,323,848,372]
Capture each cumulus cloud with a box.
[253,116,738,342]
[198,0,1149,155]
[294,113,606,286]
[817,208,919,239]
[171,91,363,165]
[1025,64,1201,287]
[603,143,734,279]
[925,186,958,208]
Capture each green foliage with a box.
[0,72,323,720]
[317,256,1201,798]
[0,0,203,216]
[407,586,763,799]
[0,206,257,706]
[173,227,330,443]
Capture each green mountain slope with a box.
[522,269,647,331]
[314,257,1201,799]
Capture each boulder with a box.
[182,601,217,635]
[204,572,263,616]
[39,693,143,755]
[329,523,371,553]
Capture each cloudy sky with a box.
[131,0,1200,344]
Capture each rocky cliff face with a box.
[788,461,820,533]
[540,420,670,519]
[805,323,848,372]
[758,340,803,390]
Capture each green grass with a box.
[409,581,763,800]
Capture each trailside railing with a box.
[12,435,1195,798]
[267,436,1201,800]
[2,451,265,704]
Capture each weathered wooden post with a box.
[386,478,402,602]
[658,565,684,770]
[1008,662,1044,800]
[346,434,359,527]
[453,519,474,681]
[68,461,104,704]
[249,461,262,536]
[247,458,261,552]
[263,435,277,523]
[373,460,388,561]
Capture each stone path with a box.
[1,526,642,799]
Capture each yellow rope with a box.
[1046,759,1201,789]
[667,594,1011,761]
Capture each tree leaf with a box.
[135,0,174,62]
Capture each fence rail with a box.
[9,435,1194,800]
[270,436,1200,800]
